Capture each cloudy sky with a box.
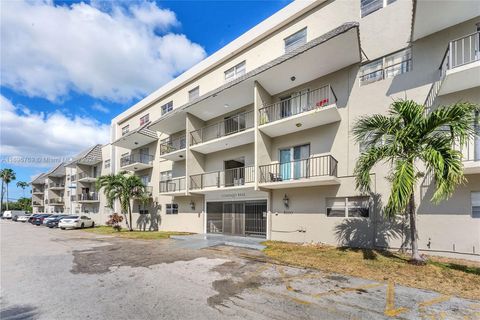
[0,0,290,200]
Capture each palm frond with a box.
[384,159,416,217]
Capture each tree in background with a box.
[0,169,16,211]
[353,100,478,263]
[16,181,29,198]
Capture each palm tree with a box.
[0,169,16,211]
[16,181,29,198]
[96,171,146,231]
[353,100,478,263]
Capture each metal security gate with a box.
[206,200,267,237]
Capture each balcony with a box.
[190,166,255,193]
[77,172,98,183]
[120,153,154,171]
[132,186,153,198]
[32,188,44,194]
[32,200,44,206]
[258,85,340,137]
[112,123,158,150]
[439,32,480,96]
[159,177,186,196]
[159,135,186,161]
[77,193,99,202]
[459,135,480,175]
[48,183,65,190]
[48,198,65,205]
[190,110,255,154]
[258,155,340,189]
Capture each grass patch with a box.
[263,241,480,300]
[82,226,192,240]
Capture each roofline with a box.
[112,0,324,125]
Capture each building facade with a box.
[31,0,480,260]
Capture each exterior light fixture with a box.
[190,200,196,210]
[283,194,289,208]
[134,142,138,145]
[290,76,296,82]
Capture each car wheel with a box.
[61,228,65,230]
[91,222,95,228]
[81,223,85,229]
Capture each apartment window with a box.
[359,48,412,86]
[188,86,199,101]
[326,196,370,217]
[472,192,480,218]
[104,159,111,169]
[139,114,149,126]
[284,28,307,53]
[122,125,129,136]
[361,0,397,18]
[160,170,172,181]
[140,175,150,186]
[224,61,246,82]
[166,203,178,215]
[161,101,173,116]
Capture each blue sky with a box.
[0,0,291,201]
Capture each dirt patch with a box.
[71,238,217,274]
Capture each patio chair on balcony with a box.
[269,172,283,182]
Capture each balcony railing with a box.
[190,166,255,190]
[77,172,98,180]
[49,197,65,204]
[77,193,99,201]
[258,85,337,125]
[160,135,186,155]
[446,31,480,71]
[160,177,186,193]
[32,188,44,193]
[32,200,43,206]
[120,153,154,167]
[457,134,480,162]
[190,110,254,146]
[49,183,65,189]
[259,155,338,183]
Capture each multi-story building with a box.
[32,0,480,260]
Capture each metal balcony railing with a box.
[77,193,99,201]
[120,153,154,167]
[259,155,338,183]
[32,200,43,206]
[190,110,254,146]
[258,85,337,125]
[160,177,186,193]
[190,166,255,190]
[32,188,44,193]
[456,133,480,162]
[77,172,98,180]
[446,31,480,71]
[160,135,186,155]
[49,197,65,204]
[48,183,65,188]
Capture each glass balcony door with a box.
[280,144,310,180]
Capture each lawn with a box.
[263,241,480,300]
[83,226,192,240]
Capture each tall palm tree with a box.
[96,171,146,231]
[353,100,478,263]
[0,169,16,211]
[16,181,29,198]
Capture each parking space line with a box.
[384,281,409,317]
[418,295,451,308]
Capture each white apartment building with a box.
[32,0,480,260]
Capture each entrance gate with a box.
[207,200,267,237]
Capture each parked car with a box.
[2,210,26,220]
[43,214,67,225]
[33,214,52,226]
[28,214,43,223]
[59,216,95,229]
[17,214,32,222]
[46,216,69,228]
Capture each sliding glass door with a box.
[280,144,310,180]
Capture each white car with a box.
[2,210,26,220]
[17,214,32,222]
[58,216,95,229]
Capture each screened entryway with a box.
[206,200,267,238]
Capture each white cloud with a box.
[91,103,109,113]
[0,95,110,167]
[0,0,206,102]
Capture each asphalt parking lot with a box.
[1,220,479,320]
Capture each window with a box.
[224,61,246,82]
[139,114,149,126]
[472,192,480,218]
[361,0,397,18]
[284,28,307,53]
[161,101,173,115]
[326,196,370,217]
[104,159,111,169]
[122,125,129,136]
[188,86,199,101]
[359,48,412,86]
[166,203,178,214]
[140,175,150,186]
[160,170,172,181]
